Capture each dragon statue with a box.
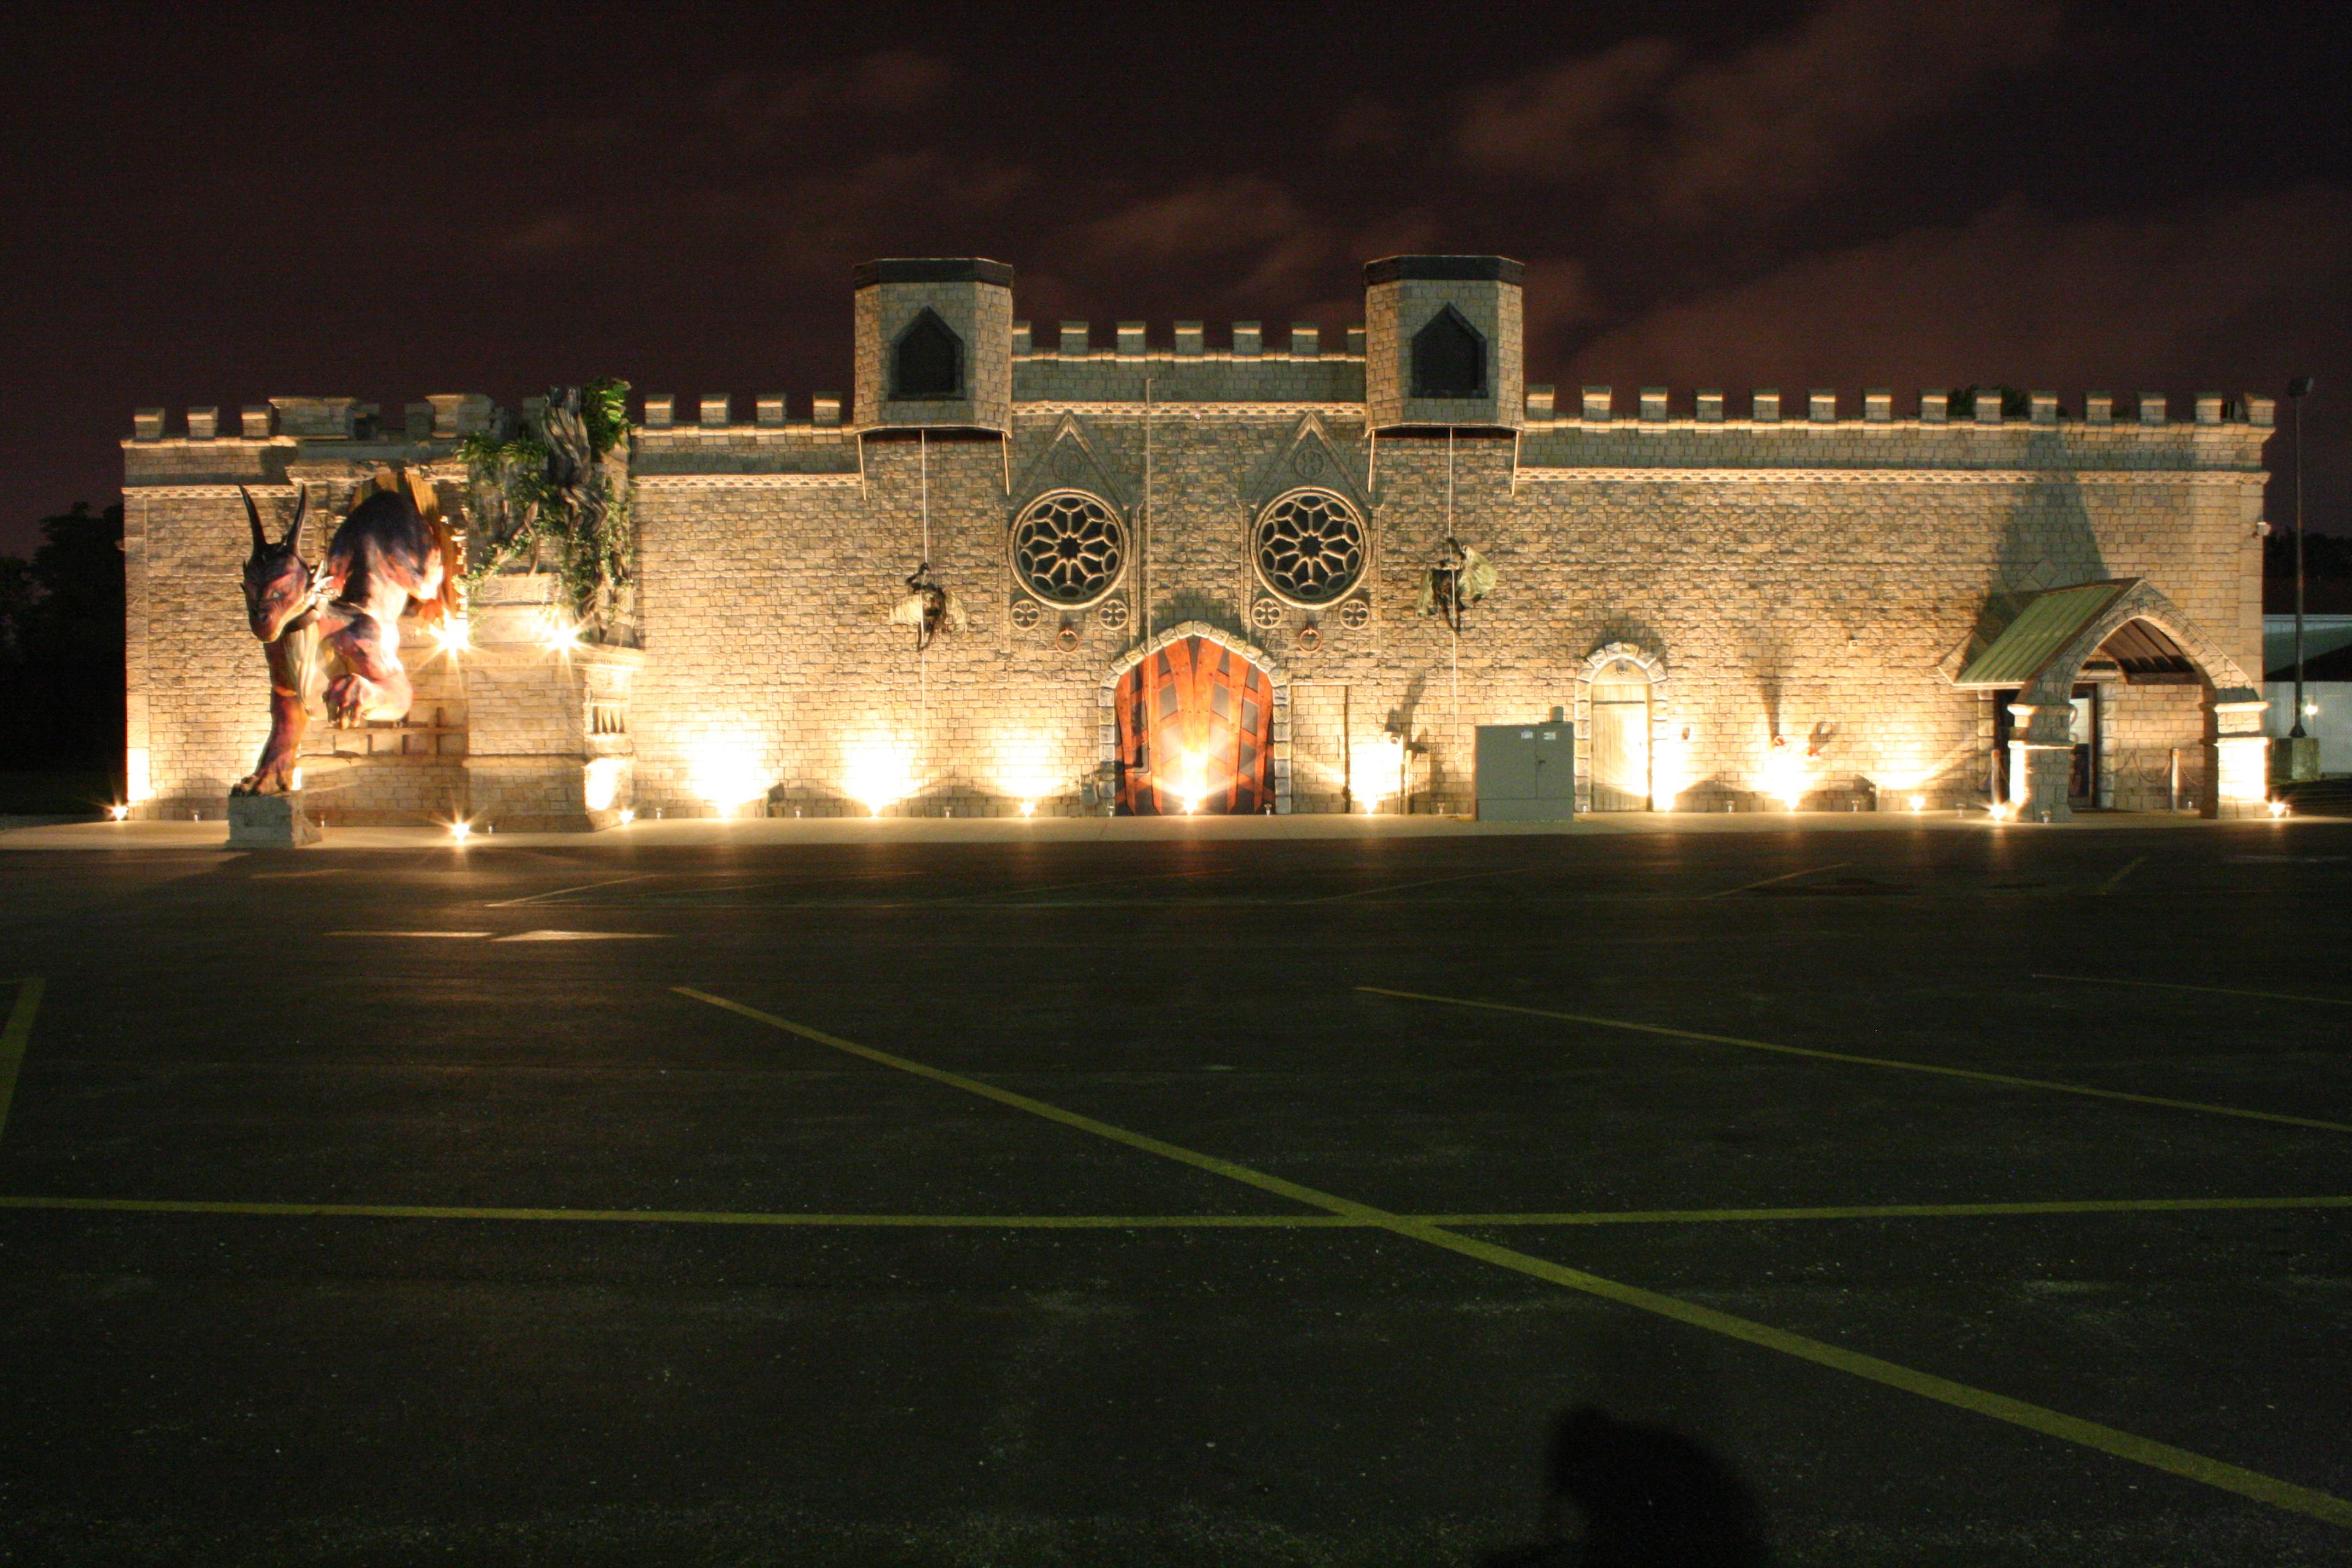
[233,470,459,794]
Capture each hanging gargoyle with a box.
[889,561,967,652]
[1414,536,1498,634]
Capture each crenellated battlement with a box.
[122,247,2281,512]
[1520,386,2276,432]
[1009,320,1367,362]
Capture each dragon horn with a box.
[283,484,309,551]
[240,486,267,552]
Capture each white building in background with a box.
[2264,612,2352,775]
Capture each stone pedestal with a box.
[2270,735,2321,785]
[2007,700,2079,823]
[225,791,322,848]
[2211,696,2272,818]
[459,575,639,831]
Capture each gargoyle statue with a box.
[888,562,966,652]
[1414,536,1498,633]
[233,472,459,794]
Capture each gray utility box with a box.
[1476,723,1575,821]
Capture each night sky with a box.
[2,1,2346,555]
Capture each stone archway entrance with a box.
[1573,642,1672,812]
[1101,622,1290,815]
[1956,579,2265,821]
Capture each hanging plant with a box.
[458,377,634,626]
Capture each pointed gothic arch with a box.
[1411,304,1486,399]
[891,309,963,401]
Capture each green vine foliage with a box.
[458,377,635,625]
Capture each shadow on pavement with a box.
[1483,1405,1771,1568]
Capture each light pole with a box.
[2288,375,2314,739]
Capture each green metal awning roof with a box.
[1956,581,2132,687]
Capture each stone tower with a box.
[852,258,1014,431]
[1363,255,1525,429]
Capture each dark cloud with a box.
[1559,186,2352,391]
[1081,178,1338,305]
[699,51,956,146]
[1460,1,2064,228]
[0,1,2345,552]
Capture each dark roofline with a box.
[1363,255,1526,285]
[854,258,1016,288]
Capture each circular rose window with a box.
[1254,489,1366,606]
[1010,491,1126,607]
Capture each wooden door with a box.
[1115,637,1275,814]
[1589,673,1651,811]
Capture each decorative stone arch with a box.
[1571,641,1673,812]
[2008,580,2264,821]
[1097,620,1292,814]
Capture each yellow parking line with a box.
[2031,973,2352,1009]
[1359,986,2352,1136]
[7,1191,2342,1231]
[486,873,658,908]
[1297,868,1521,904]
[0,978,45,1144]
[1427,1195,2352,1225]
[674,985,2352,1531]
[2097,856,2147,895]
[0,1195,1348,1228]
[1701,861,1848,899]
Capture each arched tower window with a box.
[1411,305,1485,399]
[892,309,963,400]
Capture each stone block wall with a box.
[2105,682,2207,812]
[122,252,2272,831]
[619,406,2267,821]
[1364,260,1526,430]
[462,592,641,830]
[123,483,279,815]
[852,260,1015,431]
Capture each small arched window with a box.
[892,309,963,400]
[1411,305,1485,399]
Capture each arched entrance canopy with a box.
[1953,579,2264,820]
[1954,579,2256,704]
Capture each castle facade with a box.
[121,255,2278,826]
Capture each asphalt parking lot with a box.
[1,817,2348,1566]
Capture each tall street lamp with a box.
[2288,375,2315,739]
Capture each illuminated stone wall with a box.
[121,256,2275,824]
[614,402,2266,818]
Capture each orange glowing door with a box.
[1114,637,1275,815]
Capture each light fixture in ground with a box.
[842,735,919,816]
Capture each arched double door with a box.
[1114,636,1276,814]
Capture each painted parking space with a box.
[1,823,2348,1562]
